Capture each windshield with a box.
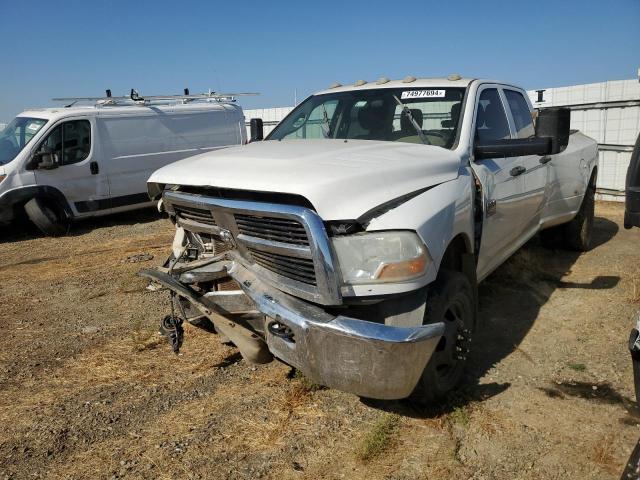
[268,87,466,149]
[0,116,48,165]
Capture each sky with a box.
[0,0,638,121]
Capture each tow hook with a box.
[160,315,184,354]
[268,317,295,342]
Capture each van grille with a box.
[235,214,309,246]
[174,205,217,226]
[247,247,317,286]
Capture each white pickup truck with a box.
[142,76,598,403]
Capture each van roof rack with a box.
[52,88,259,107]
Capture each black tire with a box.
[24,197,70,237]
[564,181,595,251]
[539,181,595,252]
[411,270,475,405]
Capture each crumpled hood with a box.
[149,139,462,220]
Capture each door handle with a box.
[90,161,99,175]
[510,165,526,177]
[539,156,552,164]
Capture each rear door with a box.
[503,88,548,234]
[470,86,529,279]
[33,117,110,215]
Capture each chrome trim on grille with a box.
[163,190,342,305]
[237,234,312,259]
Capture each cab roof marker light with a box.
[402,76,417,83]
[354,80,367,87]
[448,74,462,81]
[328,82,342,89]
[376,77,390,85]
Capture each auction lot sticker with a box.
[400,90,445,99]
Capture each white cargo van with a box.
[0,95,248,235]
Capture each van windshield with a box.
[267,87,466,149]
[0,117,48,165]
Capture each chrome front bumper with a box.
[141,262,444,400]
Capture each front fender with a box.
[367,167,475,277]
[0,185,73,223]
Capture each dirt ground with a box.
[0,202,639,480]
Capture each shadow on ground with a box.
[0,207,163,244]
[364,216,621,418]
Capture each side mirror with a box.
[474,137,551,160]
[535,107,571,155]
[249,118,264,142]
[26,146,59,171]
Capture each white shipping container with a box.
[528,79,640,201]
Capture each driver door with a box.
[33,118,110,216]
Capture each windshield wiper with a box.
[392,95,430,145]
[321,103,332,138]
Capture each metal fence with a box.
[527,79,640,202]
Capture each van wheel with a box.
[411,270,475,405]
[24,197,70,237]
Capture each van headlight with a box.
[331,231,430,284]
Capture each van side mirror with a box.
[535,107,571,155]
[26,146,59,170]
[250,118,264,142]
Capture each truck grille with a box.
[174,205,217,226]
[163,190,340,305]
[235,214,309,246]
[247,247,317,286]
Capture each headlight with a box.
[331,231,430,284]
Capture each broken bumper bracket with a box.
[141,262,444,400]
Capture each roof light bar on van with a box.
[52,89,259,107]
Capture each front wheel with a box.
[24,196,70,237]
[411,270,475,405]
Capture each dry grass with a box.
[130,319,164,352]
[356,413,401,461]
[591,433,619,475]
[631,274,640,304]
[291,369,324,392]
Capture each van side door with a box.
[470,86,529,280]
[32,117,110,216]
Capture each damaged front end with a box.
[140,188,443,400]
